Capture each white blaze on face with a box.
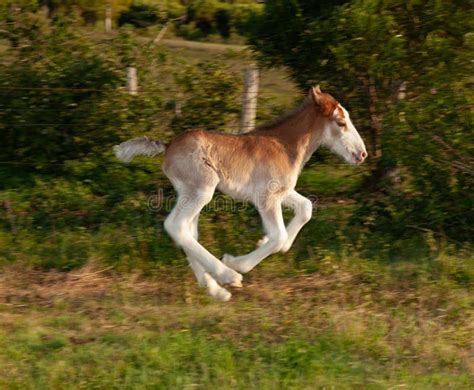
[323,104,368,165]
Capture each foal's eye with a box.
[336,121,346,128]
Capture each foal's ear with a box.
[309,85,335,116]
[309,85,323,105]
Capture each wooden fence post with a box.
[105,4,112,32]
[240,65,259,133]
[397,81,407,101]
[127,67,138,95]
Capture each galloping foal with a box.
[114,86,367,301]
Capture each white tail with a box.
[113,136,166,163]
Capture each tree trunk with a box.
[240,66,259,133]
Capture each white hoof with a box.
[229,278,243,288]
[210,287,232,301]
[204,274,232,301]
[215,262,243,287]
[280,242,292,253]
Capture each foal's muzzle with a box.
[353,151,368,164]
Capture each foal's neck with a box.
[256,100,327,168]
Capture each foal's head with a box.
[310,85,367,165]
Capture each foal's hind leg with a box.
[165,188,243,288]
[223,199,287,274]
[187,214,232,301]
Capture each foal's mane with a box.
[255,97,312,132]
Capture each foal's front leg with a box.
[223,200,287,273]
[280,191,313,252]
[257,191,313,252]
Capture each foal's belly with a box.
[216,179,256,203]
[216,176,295,206]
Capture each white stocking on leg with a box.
[223,200,287,273]
[187,213,232,301]
[165,190,243,290]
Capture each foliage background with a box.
[0,1,473,388]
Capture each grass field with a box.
[1,249,473,389]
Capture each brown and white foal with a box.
[114,86,367,301]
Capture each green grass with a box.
[1,249,472,389]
